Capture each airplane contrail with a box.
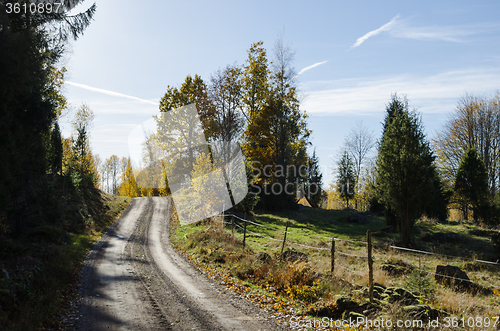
[349,14,400,49]
[297,60,328,76]
[65,81,158,105]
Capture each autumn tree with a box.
[244,38,311,209]
[189,152,225,219]
[434,93,500,197]
[241,41,269,120]
[208,65,245,205]
[118,158,139,197]
[376,94,445,247]
[156,76,216,190]
[159,75,216,141]
[209,65,244,146]
[137,133,164,196]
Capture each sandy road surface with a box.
[75,197,287,331]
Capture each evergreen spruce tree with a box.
[455,147,489,222]
[337,151,355,208]
[49,122,64,186]
[376,94,442,247]
[305,149,323,208]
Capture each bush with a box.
[233,193,260,214]
[268,261,316,291]
[491,232,500,255]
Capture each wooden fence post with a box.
[231,215,234,238]
[281,221,289,254]
[331,237,335,275]
[243,220,247,248]
[367,230,373,303]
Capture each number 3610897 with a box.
[5,2,63,14]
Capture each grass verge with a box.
[172,208,500,330]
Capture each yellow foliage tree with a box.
[191,153,226,212]
[118,158,139,197]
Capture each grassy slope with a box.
[173,208,500,330]
[0,185,130,331]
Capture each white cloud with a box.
[64,81,158,105]
[301,68,500,115]
[349,17,499,49]
[297,60,328,76]
[390,22,498,42]
[350,14,400,49]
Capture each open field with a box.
[173,207,500,330]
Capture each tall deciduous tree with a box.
[241,41,269,120]
[157,75,216,187]
[159,75,216,140]
[345,121,375,209]
[118,158,139,197]
[434,93,500,197]
[376,94,442,247]
[101,155,120,194]
[209,65,244,145]
[244,37,310,209]
[209,65,245,205]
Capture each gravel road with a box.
[75,197,287,331]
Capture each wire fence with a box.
[221,212,500,299]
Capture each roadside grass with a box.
[172,208,500,330]
[0,186,129,331]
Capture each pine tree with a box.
[305,149,323,208]
[337,151,355,208]
[68,104,97,188]
[376,94,440,247]
[50,123,63,175]
[455,147,489,222]
[0,0,95,211]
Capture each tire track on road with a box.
[76,197,287,331]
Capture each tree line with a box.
[333,93,500,247]
[0,0,96,235]
[109,39,324,212]
[3,0,495,248]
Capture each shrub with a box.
[404,272,435,303]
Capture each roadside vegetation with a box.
[0,180,129,330]
[3,0,500,329]
[172,207,500,330]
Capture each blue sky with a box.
[59,0,500,186]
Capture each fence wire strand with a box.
[389,245,500,266]
[222,212,500,285]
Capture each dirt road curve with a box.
[75,197,287,331]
